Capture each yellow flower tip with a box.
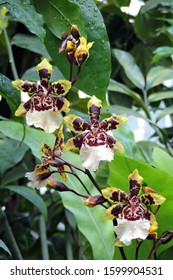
[64,138,76,152]
[60,99,70,113]
[114,140,124,153]
[15,103,27,116]
[144,186,156,194]
[12,79,24,91]
[116,115,128,125]
[55,80,72,96]
[149,213,158,234]
[71,24,80,38]
[66,40,75,52]
[128,169,143,185]
[88,95,102,111]
[36,58,53,75]
[114,238,125,247]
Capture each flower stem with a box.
[85,169,102,194]
[39,215,49,260]
[2,20,19,80]
[119,247,127,260]
[0,207,23,259]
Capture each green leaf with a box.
[0,137,28,174]
[148,91,173,103]
[136,141,161,163]
[0,185,47,219]
[60,152,114,260]
[112,49,145,90]
[1,0,45,41]
[108,153,173,259]
[108,104,149,121]
[152,46,173,63]
[0,120,55,159]
[0,74,20,117]
[108,79,149,115]
[33,0,86,38]
[156,105,173,121]
[141,0,173,13]
[37,0,111,107]
[146,66,173,90]
[152,147,173,177]
[0,239,12,257]
[11,34,50,59]
[158,246,173,259]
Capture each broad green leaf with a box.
[1,0,45,41]
[141,0,173,13]
[0,137,28,174]
[148,91,173,103]
[158,246,173,260]
[108,79,149,116]
[33,0,86,38]
[0,185,47,219]
[0,239,12,257]
[152,46,173,63]
[60,152,114,260]
[156,105,173,121]
[0,74,20,117]
[37,0,111,107]
[0,120,55,159]
[112,49,145,90]
[108,153,173,259]
[111,123,145,161]
[11,34,50,59]
[146,66,173,90]
[152,147,173,177]
[108,104,149,121]
[1,163,28,186]
[136,141,161,164]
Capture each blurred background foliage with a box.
[0,0,173,260]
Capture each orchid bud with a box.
[84,195,106,207]
[47,180,69,192]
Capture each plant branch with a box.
[2,19,19,80]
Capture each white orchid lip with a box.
[114,217,150,246]
[26,109,63,133]
[80,144,114,171]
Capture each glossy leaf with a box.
[60,152,114,260]
[0,239,12,257]
[156,105,173,121]
[108,79,149,116]
[152,147,173,177]
[0,185,47,220]
[108,104,149,121]
[11,34,50,59]
[1,0,45,41]
[33,0,85,38]
[152,46,173,63]
[36,0,111,107]
[148,91,173,103]
[146,66,173,90]
[108,153,173,259]
[0,120,55,159]
[0,74,20,117]
[112,49,145,90]
[141,0,173,13]
[0,137,28,174]
[158,246,173,260]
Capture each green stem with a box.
[65,223,74,260]
[0,207,23,259]
[2,20,19,80]
[39,215,49,260]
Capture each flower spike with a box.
[12,58,71,133]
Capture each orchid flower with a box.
[102,169,166,246]
[12,59,71,133]
[64,95,127,171]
